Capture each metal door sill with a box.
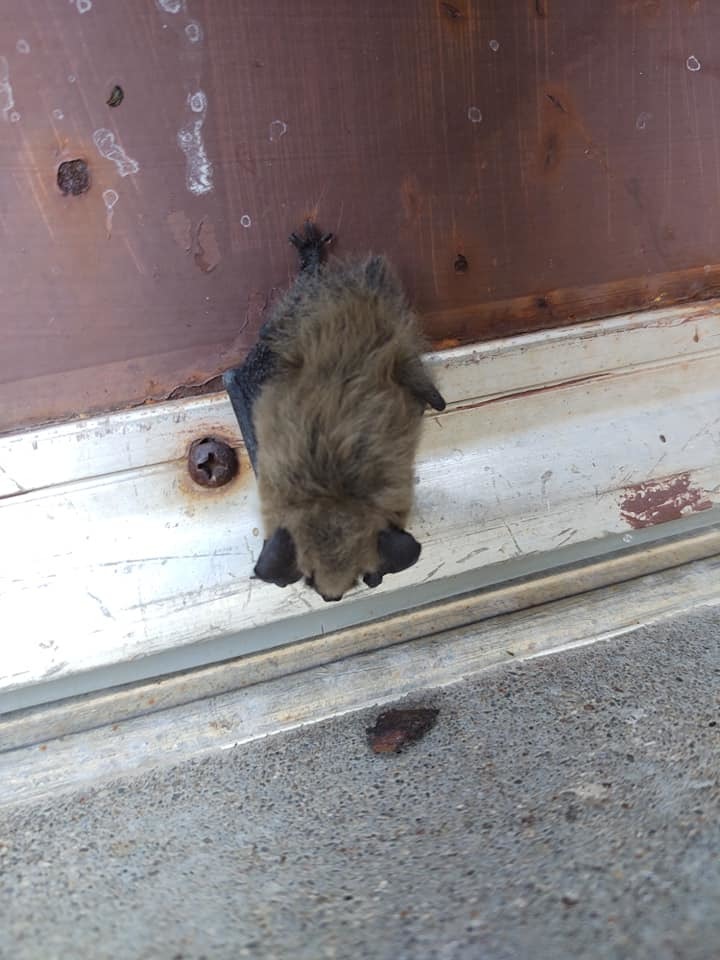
[1,550,718,808]
[1,301,719,714]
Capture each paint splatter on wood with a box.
[177,90,213,196]
[620,473,713,529]
[367,707,439,754]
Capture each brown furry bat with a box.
[250,223,446,602]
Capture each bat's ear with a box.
[364,527,421,588]
[377,526,422,575]
[254,528,302,587]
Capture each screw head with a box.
[107,84,124,108]
[57,159,90,196]
[188,437,239,488]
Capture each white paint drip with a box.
[240,214,252,228]
[185,21,202,43]
[269,119,288,142]
[10,111,20,123]
[92,128,140,177]
[0,57,15,123]
[177,90,213,196]
[70,0,93,14]
[156,0,185,12]
[687,55,701,72]
[467,105,482,123]
[52,109,64,120]
[16,39,30,54]
[189,91,205,112]
[103,188,119,236]
[635,111,652,131]
[67,74,76,83]
[489,39,500,52]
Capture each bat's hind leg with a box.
[289,220,333,273]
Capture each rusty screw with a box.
[57,159,90,196]
[188,437,239,488]
[107,84,124,108]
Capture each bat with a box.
[224,222,446,602]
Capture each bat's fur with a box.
[253,224,445,602]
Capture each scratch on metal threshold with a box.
[682,415,720,452]
[0,463,24,494]
[451,370,615,414]
[294,591,313,612]
[242,535,255,564]
[243,577,254,609]
[42,661,69,679]
[87,591,114,619]
[423,562,446,582]
[503,521,523,555]
[456,546,490,565]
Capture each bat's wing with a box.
[224,221,332,472]
[398,358,447,412]
[222,339,276,475]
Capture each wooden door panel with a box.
[2,0,719,430]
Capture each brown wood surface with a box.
[2,0,720,431]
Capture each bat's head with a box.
[254,502,421,602]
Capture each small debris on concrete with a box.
[367,707,439,754]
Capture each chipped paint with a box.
[193,219,221,273]
[167,210,193,253]
[620,473,713,529]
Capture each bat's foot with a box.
[289,221,333,272]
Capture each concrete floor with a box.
[1,608,719,960]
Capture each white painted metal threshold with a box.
[2,551,719,807]
[1,301,719,715]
